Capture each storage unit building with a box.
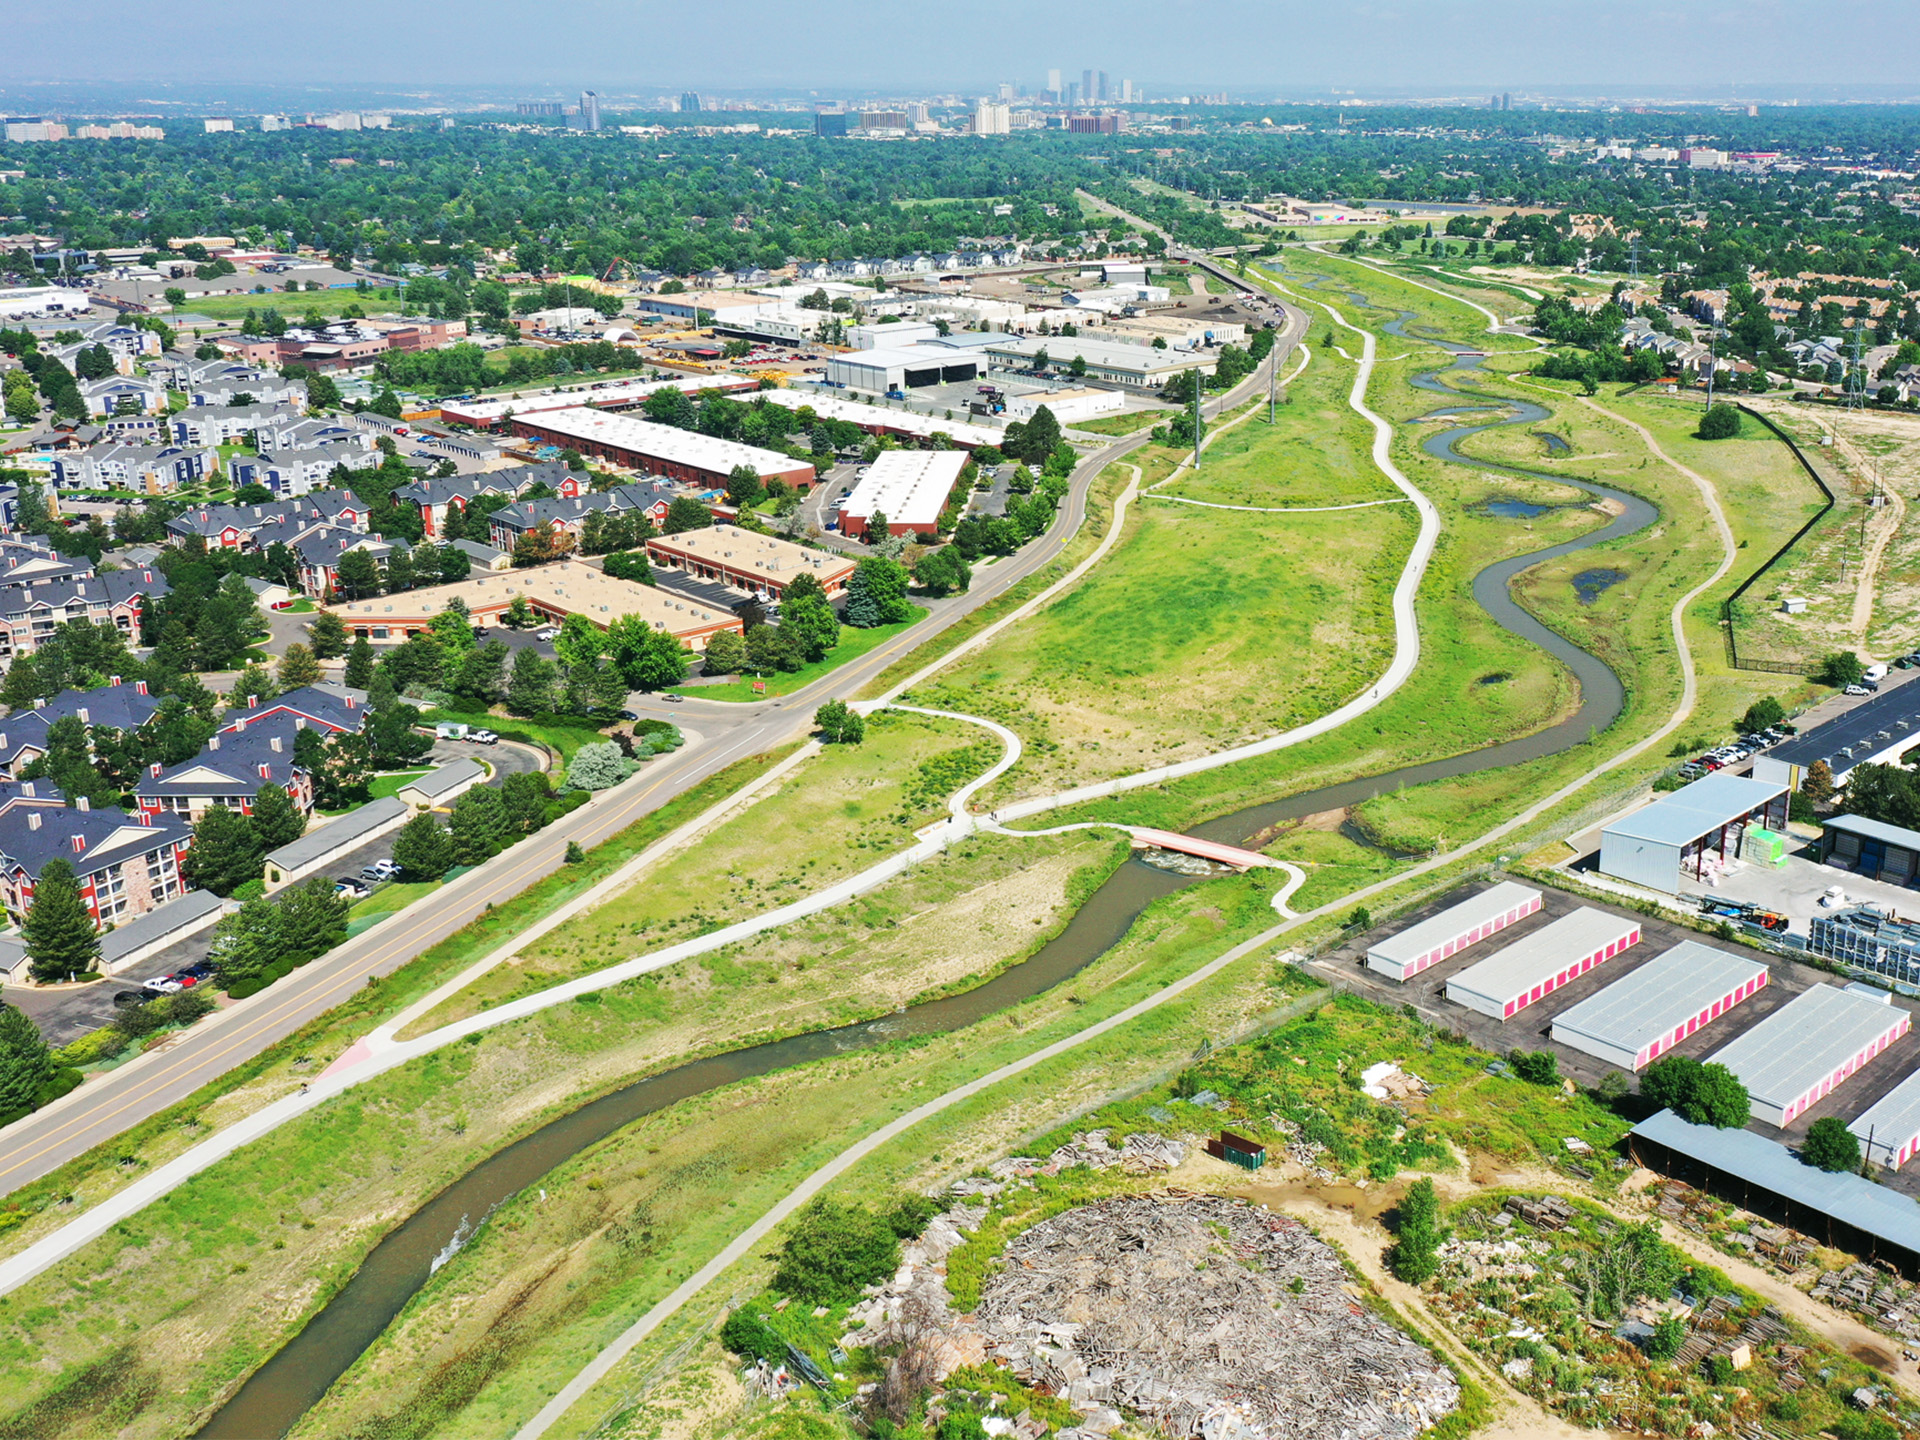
[1549,941,1770,1070]
[1707,984,1911,1127]
[1753,689,1920,791]
[1598,772,1791,894]
[1365,881,1542,982]
[506,408,816,490]
[1850,1070,1920,1169]
[835,450,968,539]
[1445,908,1642,1020]
[1821,813,1920,887]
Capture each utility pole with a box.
[1191,369,1204,470]
[1267,343,1278,424]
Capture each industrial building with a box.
[646,525,856,600]
[1820,813,1920,886]
[1364,881,1542,982]
[1444,907,1642,1020]
[437,374,757,430]
[1598,772,1791,893]
[328,563,741,651]
[1004,388,1125,424]
[1809,905,1920,989]
[836,450,969,539]
[1707,983,1910,1127]
[1753,688,1920,790]
[761,389,1001,449]
[983,334,1213,390]
[507,408,816,490]
[825,342,986,394]
[1549,941,1770,1071]
[1850,1066,1920,1169]
[1629,1110,1920,1275]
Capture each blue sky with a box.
[8,0,1919,95]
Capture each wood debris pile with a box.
[975,1194,1459,1440]
[990,1130,1189,1180]
[1262,1115,1337,1182]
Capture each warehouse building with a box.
[1598,771,1791,893]
[1753,689,1920,791]
[984,333,1214,390]
[1707,983,1910,1127]
[1820,813,1920,887]
[1365,881,1542,982]
[836,450,969,539]
[438,374,756,429]
[1004,387,1125,424]
[328,562,740,651]
[826,343,985,394]
[1549,941,1770,1071]
[1445,908,1642,1020]
[761,389,1001,449]
[1629,1110,1920,1275]
[646,525,856,600]
[507,408,816,490]
[1849,1067,1920,1169]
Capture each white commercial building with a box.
[1549,941,1770,1071]
[1005,388,1125,424]
[836,450,968,539]
[762,389,1000,449]
[0,288,92,321]
[1709,984,1911,1128]
[849,321,941,350]
[1444,908,1642,1020]
[983,334,1212,390]
[826,343,987,395]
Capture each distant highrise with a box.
[1083,69,1094,103]
[997,82,1015,102]
[1501,92,1511,110]
[680,91,703,114]
[1047,68,1062,96]
[1066,82,1080,108]
[1120,79,1134,104]
[518,101,566,117]
[971,101,1011,136]
[1097,70,1108,102]
[579,90,602,131]
[814,110,849,138]
[261,114,290,131]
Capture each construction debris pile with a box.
[1261,1115,1338,1182]
[1813,1261,1920,1345]
[974,1193,1459,1440]
[990,1130,1188,1180]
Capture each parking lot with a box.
[1322,878,1920,1200]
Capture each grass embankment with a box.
[0,749,800,1267]
[403,709,1040,1031]
[167,289,404,322]
[1068,409,1174,437]
[673,608,929,702]
[0,815,1283,1439]
[418,708,598,767]
[908,349,1415,802]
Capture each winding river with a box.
[196,268,1659,1439]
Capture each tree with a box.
[391,811,455,880]
[366,701,432,767]
[772,1199,902,1303]
[343,636,376,689]
[504,594,536,630]
[1817,651,1866,688]
[335,548,381,599]
[277,643,323,691]
[780,589,841,661]
[23,859,100,982]
[844,556,912,627]
[915,546,971,597]
[183,804,264,897]
[307,610,349,660]
[815,698,865,744]
[1803,1115,1861,1173]
[566,741,634,791]
[1697,403,1741,440]
[0,1003,54,1121]
[1647,1311,1687,1362]
[1508,1049,1560,1086]
[1802,758,1836,808]
[1387,1178,1441,1285]
[1685,1063,1751,1128]
[207,894,282,984]
[725,464,764,508]
[606,616,690,691]
[251,782,306,851]
[1739,696,1785,734]
[507,646,557,715]
[501,771,552,835]
[663,496,712,534]
[276,876,351,960]
[448,784,510,865]
[701,628,747,676]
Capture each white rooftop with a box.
[1447,908,1640,1006]
[1550,942,1769,1054]
[763,388,1000,448]
[440,374,754,426]
[518,407,804,479]
[1709,984,1907,1109]
[1367,881,1540,966]
[838,449,969,529]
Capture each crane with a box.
[601,257,626,284]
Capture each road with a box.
[0,299,1306,1196]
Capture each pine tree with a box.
[275,876,350,960]
[343,636,376,690]
[500,771,551,834]
[251,783,306,851]
[1802,758,1835,808]
[448,784,509,865]
[23,859,101,982]
[0,652,43,711]
[277,643,322,690]
[507,646,557,716]
[1387,1177,1441,1284]
[182,805,265,897]
[391,811,455,880]
[0,1004,54,1120]
[307,609,350,659]
[701,628,747,676]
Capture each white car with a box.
[534,627,560,641]
[143,975,183,994]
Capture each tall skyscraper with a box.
[997,82,1015,102]
[1047,68,1062,97]
[1066,82,1080,108]
[1501,92,1511,110]
[579,90,602,131]
[1120,79,1134,104]
[1083,69,1095,104]
[680,91,703,114]
[971,101,1011,136]
[1097,71,1108,102]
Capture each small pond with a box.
[1572,568,1628,605]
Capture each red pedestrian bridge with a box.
[1127,827,1278,872]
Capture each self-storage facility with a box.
[1849,1068,1920,1170]
[1708,983,1911,1127]
[1365,881,1543,982]
[1549,941,1770,1071]
[1445,908,1642,1020]
[1598,771,1791,894]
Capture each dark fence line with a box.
[1720,403,1838,676]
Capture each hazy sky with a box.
[9,0,1920,96]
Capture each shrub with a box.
[719,1306,786,1362]
[772,1198,901,1303]
[1508,1049,1560,1086]
[1803,1116,1861,1173]
[1697,403,1740,440]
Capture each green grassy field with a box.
[1069,408,1175,437]
[674,608,929,702]
[167,288,404,322]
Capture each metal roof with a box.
[264,796,407,872]
[1849,1069,1920,1159]
[762,389,1000,447]
[1708,984,1907,1107]
[1632,1108,1920,1256]
[518,407,807,479]
[1550,941,1768,1053]
[99,889,226,967]
[1822,813,1920,850]
[1367,881,1540,966]
[1770,689,1920,772]
[400,759,486,802]
[838,450,969,528]
[1447,907,1640,1006]
[1602,773,1788,847]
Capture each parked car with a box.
[534,627,560,641]
[1845,683,1871,697]
[336,877,370,898]
[179,961,215,981]
[468,728,498,745]
[113,990,146,1008]
[361,859,402,882]
[661,693,684,703]
[619,709,640,721]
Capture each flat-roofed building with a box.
[437,374,758,430]
[837,450,968,539]
[1003,388,1125,424]
[1708,983,1911,1127]
[329,561,741,652]
[646,524,856,600]
[984,334,1213,390]
[760,389,1000,449]
[826,343,986,395]
[1445,908,1642,1020]
[1550,941,1770,1071]
[1365,880,1542,982]
[1754,688,1920,791]
[1851,1068,1920,1169]
[508,408,816,490]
